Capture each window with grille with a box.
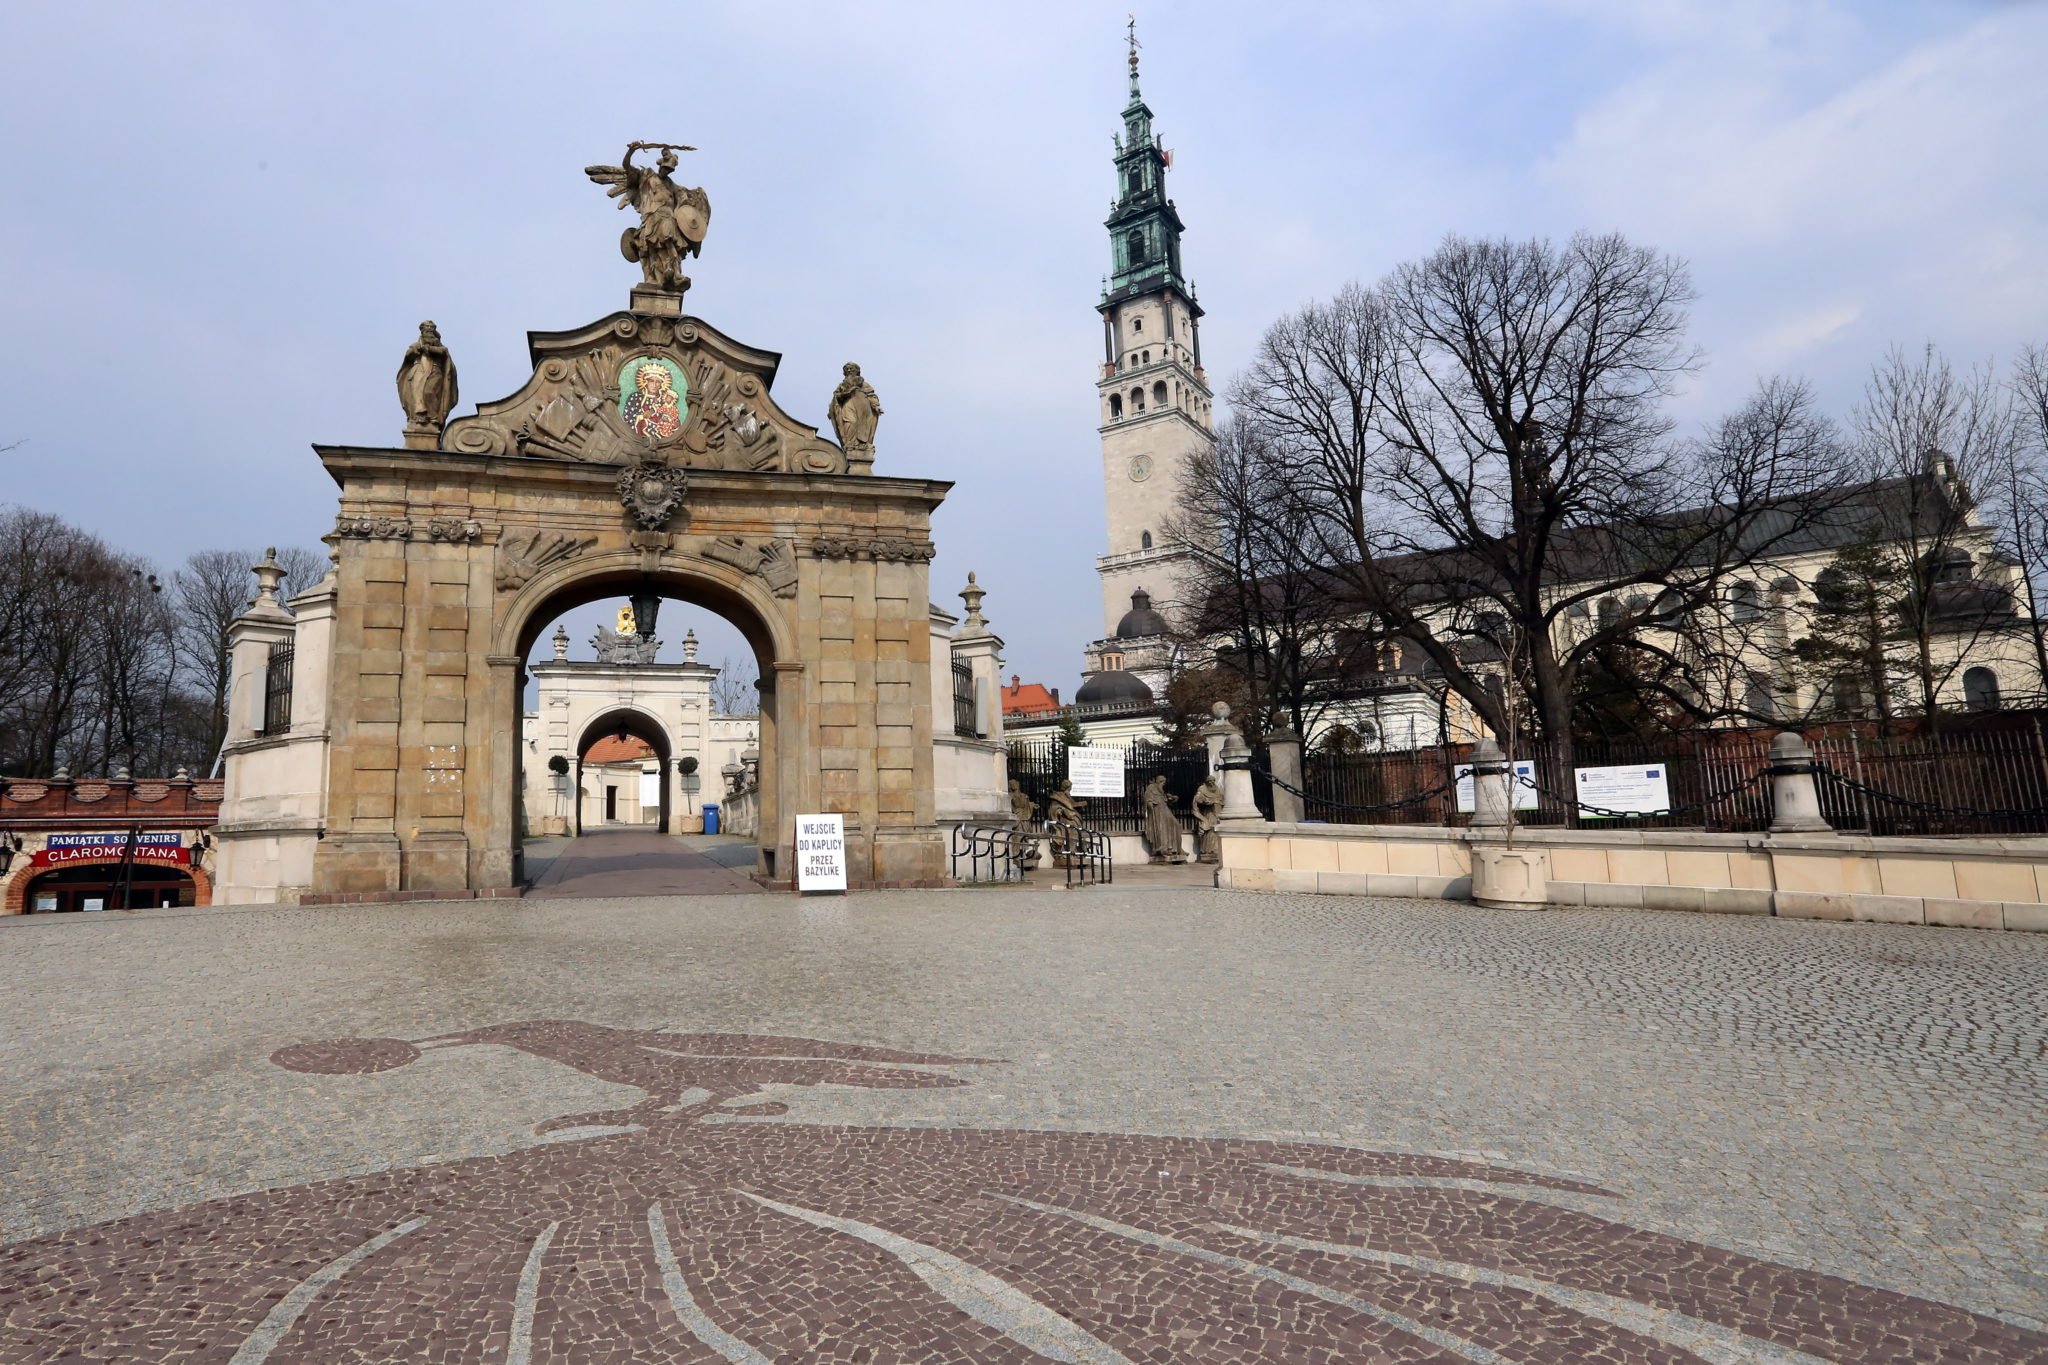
[260,642,294,737]
[952,658,977,738]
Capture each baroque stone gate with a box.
[307,159,949,895]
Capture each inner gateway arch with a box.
[308,293,952,895]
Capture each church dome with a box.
[1074,669,1155,707]
[1114,589,1170,640]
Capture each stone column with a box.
[1767,731,1833,833]
[1217,733,1265,826]
[1266,729,1305,824]
[1467,736,1515,830]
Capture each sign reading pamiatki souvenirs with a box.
[795,814,847,892]
[32,832,190,867]
[1066,747,1125,798]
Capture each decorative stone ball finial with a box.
[959,572,987,628]
[683,628,699,664]
[1211,701,1231,722]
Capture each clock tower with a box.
[1085,24,1215,693]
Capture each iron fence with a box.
[1287,712,2048,838]
[1006,741,1211,833]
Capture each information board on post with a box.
[795,813,847,892]
[1573,764,1671,819]
[1453,761,1539,813]
[1066,746,1126,799]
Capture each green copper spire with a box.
[1104,18,1188,306]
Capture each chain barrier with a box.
[1811,762,2048,822]
[1514,765,1772,822]
[1249,763,1458,816]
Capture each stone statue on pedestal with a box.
[1045,779,1082,864]
[397,321,458,437]
[1140,774,1188,864]
[1007,779,1040,870]
[829,363,883,473]
[1192,776,1223,863]
[589,624,660,665]
[585,141,711,291]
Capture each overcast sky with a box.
[2,1,2043,694]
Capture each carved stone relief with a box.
[618,461,689,530]
[441,314,850,475]
[809,534,937,563]
[702,535,799,599]
[336,517,412,540]
[495,530,598,592]
[427,518,487,543]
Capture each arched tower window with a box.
[1140,531,1153,550]
[1728,581,1760,623]
[1964,666,2002,711]
[1108,394,1122,419]
[1152,380,1168,406]
[1130,387,1144,412]
[1127,229,1146,263]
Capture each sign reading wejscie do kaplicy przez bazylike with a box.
[795,814,847,892]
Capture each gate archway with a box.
[307,295,950,898]
[573,706,672,835]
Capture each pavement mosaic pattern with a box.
[1,889,2044,1361]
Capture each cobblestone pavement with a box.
[2,889,2045,1361]
[524,830,765,897]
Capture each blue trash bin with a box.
[701,803,719,835]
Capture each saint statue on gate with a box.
[1140,774,1188,864]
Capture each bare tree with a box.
[1164,419,1376,742]
[1231,234,1848,773]
[1987,343,2048,698]
[709,655,759,715]
[174,546,330,761]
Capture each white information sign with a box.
[1066,746,1126,798]
[1574,763,1672,818]
[1453,760,1539,813]
[795,813,848,892]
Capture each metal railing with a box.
[1046,820,1112,887]
[949,822,1031,884]
[260,643,295,738]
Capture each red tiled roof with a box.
[582,735,655,764]
[1000,676,1061,716]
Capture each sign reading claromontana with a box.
[1066,746,1125,798]
[795,813,847,892]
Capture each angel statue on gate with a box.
[585,141,712,290]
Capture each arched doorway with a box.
[499,561,789,885]
[573,707,672,834]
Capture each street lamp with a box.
[0,833,20,875]
[629,583,661,642]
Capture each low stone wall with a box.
[1217,822,2048,932]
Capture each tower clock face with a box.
[1128,454,1154,482]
